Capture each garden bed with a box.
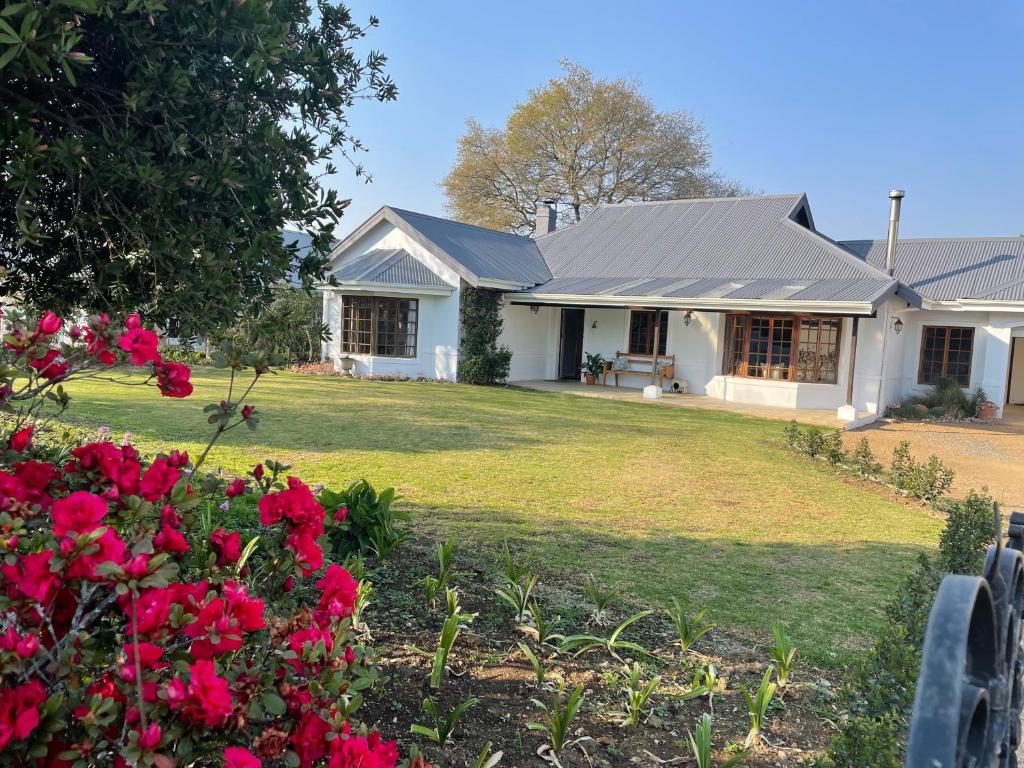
[359,540,837,767]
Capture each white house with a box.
[320,192,1024,425]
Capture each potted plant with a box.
[339,355,356,376]
[582,352,606,385]
[978,400,998,420]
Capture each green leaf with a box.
[262,692,286,715]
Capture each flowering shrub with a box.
[0,310,417,767]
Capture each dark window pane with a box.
[628,311,668,355]
[340,295,418,357]
[919,326,973,386]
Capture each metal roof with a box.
[332,248,451,288]
[523,195,895,307]
[841,238,1024,303]
[387,208,551,285]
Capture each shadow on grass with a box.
[401,500,930,667]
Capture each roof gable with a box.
[332,248,451,289]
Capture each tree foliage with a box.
[442,61,744,234]
[212,286,329,364]
[0,0,396,335]
[457,288,511,384]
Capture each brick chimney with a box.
[534,199,556,237]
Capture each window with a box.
[628,310,668,355]
[919,326,974,386]
[341,296,418,357]
[723,314,842,383]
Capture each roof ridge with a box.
[598,193,803,208]
[840,236,1024,244]
[387,206,533,241]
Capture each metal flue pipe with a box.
[885,189,905,277]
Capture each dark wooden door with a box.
[559,308,585,380]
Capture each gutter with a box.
[508,292,883,316]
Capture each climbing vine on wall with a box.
[458,287,513,384]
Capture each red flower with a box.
[64,527,126,581]
[29,348,70,380]
[67,441,142,497]
[258,477,325,537]
[135,723,162,750]
[170,660,234,727]
[139,458,180,501]
[252,463,264,481]
[210,528,243,566]
[315,565,358,625]
[0,679,46,750]
[2,551,60,605]
[117,326,160,366]
[335,505,348,523]
[290,710,332,768]
[8,426,32,452]
[287,626,333,671]
[52,491,109,537]
[286,531,323,576]
[154,361,193,398]
[14,460,58,509]
[85,313,116,365]
[327,731,399,768]
[154,524,190,554]
[225,478,246,498]
[36,311,62,336]
[224,747,262,768]
[184,582,264,659]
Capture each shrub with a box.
[0,309,411,767]
[783,420,802,450]
[850,438,882,479]
[457,287,513,384]
[822,431,846,466]
[888,441,915,489]
[889,446,954,501]
[938,488,996,574]
[802,427,826,457]
[321,479,410,560]
[884,378,987,421]
[157,343,213,366]
[211,285,330,364]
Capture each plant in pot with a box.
[583,352,606,385]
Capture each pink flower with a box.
[139,458,180,501]
[52,491,108,537]
[170,660,234,727]
[154,524,190,554]
[36,311,62,335]
[315,565,358,625]
[154,361,193,398]
[117,326,160,366]
[224,747,262,768]
[285,531,323,576]
[135,723,162,750]
[210,528,243,566]
[64,527,127,581]
[0,679,46,750]
[225,478,246,498]
[29,348,69,380]
[2,551,60,605]
[326,731,399,768]
[8,426,32,452]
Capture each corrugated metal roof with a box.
[523,195,895,306]
[841,238,1024,303]
[388,208,551,285]
[333,248,451,289]
[282,229,339,288]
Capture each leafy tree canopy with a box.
[0,0,396,335]
[443,61,745,234]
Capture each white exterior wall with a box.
[321,221,462,381]
[500,304,560,380]
[878,304,1024,418]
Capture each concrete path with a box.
[514,379,851,427]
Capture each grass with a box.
[57,368,942,666]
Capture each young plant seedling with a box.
[528,684,590,762]
[421,539,455,606]
[518,641,550,689]
[692,663,726,714]
[429,588,476,689]
[688,713,750,768]
[501,539,532,585]
[666,599,715,656]
[517,600,564,648]
[473,741,503,768]
[584,576,620,625]
[614,662,661,727]
[741,666,777,748]
[769,621,797,687]
[495,572,538,624]
[410,695,478,746]
[560,609,654,662]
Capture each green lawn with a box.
[59,368,942,666]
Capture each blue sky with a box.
[334,1,1023,242]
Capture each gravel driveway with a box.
[844,412,1024,509]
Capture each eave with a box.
[507,292,882,316]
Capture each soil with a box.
[358,541,839,767]
[844,417,1024,509]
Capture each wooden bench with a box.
[602,352,675,387]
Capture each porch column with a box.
[981,326,1013,418]
[650,310,662,385]
[837,316,859,423]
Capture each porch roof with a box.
[327,247,453,293]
